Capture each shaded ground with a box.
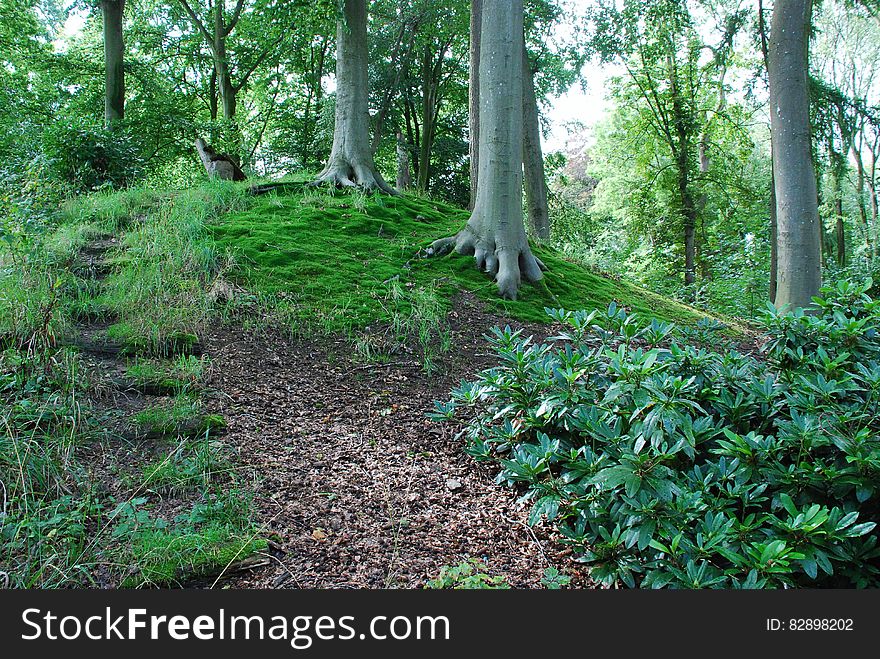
[62,227,591,588]
[203,293,593,588]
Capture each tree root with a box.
[314,162,397,195]
[425,226,545,300]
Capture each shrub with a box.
[41,118,142,193]
[432,280,880,588]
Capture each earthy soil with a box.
[67,231,592,588]
[201,292,593,589]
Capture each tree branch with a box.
[177,0,214,48]
[225,0,246,35]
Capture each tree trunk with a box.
[371,19,412,154]
[854,149,873,259]
[396,132,412,190]
[870,176,880,259]
[213,9,236,120]
[195,138,246,181]
[209,68,218,122]
[522,43,549,239]
[417,46,437,192]
[429,0,543,300]
[829,136,846,267]
[665,47,697,288]
[102,0,125,129]
[769,0,821,311]
[759,0,778,302]
[468,0,482,210]
[770,164,778,303]
[315,0,394,193]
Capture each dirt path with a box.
[67,234,589,587]
[204,294,592,588]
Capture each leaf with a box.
[801,559,818,579]
[778,492,798,517]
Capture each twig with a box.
[501,514,550,566]
[345,361,416,375]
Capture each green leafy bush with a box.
[432,280,880,588]
[41,119,142,193]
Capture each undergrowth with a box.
[433,280,880,588]
[1,181,262,588]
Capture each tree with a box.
[102,0,125,128]
[315,0,395,192]
[769,0,822,310]
[587,0,721,288]
[175,0,291,123]
[429,0,544,300]
[468,0,482,209]
[522,41,549,239]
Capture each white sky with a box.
[542,61,620,153]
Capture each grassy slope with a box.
[209,186,710,328]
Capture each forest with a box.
[2,0,880,591]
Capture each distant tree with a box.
[522,39,549,239]
[769,0,822,310]
[430,0,544,300]
[175,0,295,123]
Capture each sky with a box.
[542,61,621,153]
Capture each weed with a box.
[425,559,511,589]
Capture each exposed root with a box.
[314,162,397,195]
[425,225,545,300]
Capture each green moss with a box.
[125,355,208,393]
[209,188,710,328]
[132,394,225,439]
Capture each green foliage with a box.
[540,566,572,589]
[435,281,880,588]
[425,559,512,589]
[41,118,143,193]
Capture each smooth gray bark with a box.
[522,44,549,239]
[770,165,778,302]
[468,0,481,210]
[429,0,543,300]
[102,0,125,128]
[396,132,412,190]
[316,0,394,193]
[769,0,821,310]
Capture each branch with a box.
[177,0,214,48]
[234,32,287,92]
[225,0,245,35]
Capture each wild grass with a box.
[100,182,247,355]
[125,355,208,393]
[111,491,265,587]
[132,393,226,439]
[1,180,260,588]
